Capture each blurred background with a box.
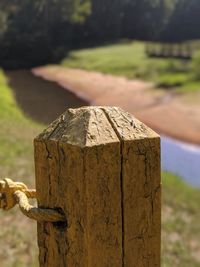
[0,0,200,266]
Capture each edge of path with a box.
[32,65,200,146]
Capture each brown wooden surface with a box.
[104,107,161,266]
[34,106,161,267]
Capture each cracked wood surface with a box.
[34,106,161,267]
[104,107,161,267]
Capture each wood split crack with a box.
[101,108,125,267]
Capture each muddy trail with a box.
[5,70,89,124]
[33,66,200,145]
[5,67,200,145]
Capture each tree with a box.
[162,0,200,42]
[78,0,123,45]
[0,11,8,40]
[121,0,176,41]
[0,0,91,68]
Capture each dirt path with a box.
[32,65,200,145]
[6,70,88,124]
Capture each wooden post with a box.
[34,106,161,267]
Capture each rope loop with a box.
[0,178,66,222]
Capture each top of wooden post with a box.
[34,106,161,267]
[35,106,159,146]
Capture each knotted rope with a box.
[0,178,66,222]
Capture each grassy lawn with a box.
[0,69,199,266]
[162,173,200,266]
[62,41,200,93]
[0,70,43,267]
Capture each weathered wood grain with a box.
[34,107,122,267]
[34,106,161,267]
[103,107,161,267]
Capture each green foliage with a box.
[0,70,41,165]
[0,69,42,267]
[157,73,189,88]
[0,10,8,39]
[162,0,200,42]
[1,0,200,68]
[190,50,200,80]
[61,41,181,80]
[162,172,200,266]
[0,70,23,120]
[62,41,200,93]
[35,0,91,23]
[2,0,200,67]
[0,0,91,68]
[178,82,200,93]
[62,42,146,78]
[121,0,175,40]
[70,0,91,23]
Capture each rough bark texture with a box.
[34,106,161,267]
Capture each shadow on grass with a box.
[5,70,89,124]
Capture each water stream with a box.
[161,136,200,187]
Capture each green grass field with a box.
[0,70,42,267]
[0,69,200,266]
[62,41,200,93]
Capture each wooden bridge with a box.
[145,41,200,60]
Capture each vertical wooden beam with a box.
[34,106,161,267]
[103,107,161,267]
[34,107,122,267]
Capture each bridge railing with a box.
[145,41,200,60]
